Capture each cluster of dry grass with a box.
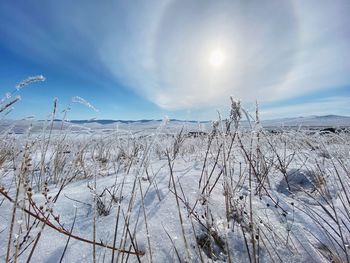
[0,88,349,262]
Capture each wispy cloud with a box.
[100,0,350,109]
[0,0,349,111]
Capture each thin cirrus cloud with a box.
[99,0,350,110]
[0,0,349,112]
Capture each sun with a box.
[209,48,225,68]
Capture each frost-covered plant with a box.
[230,97,241,129]
[1,91,350,262]
[72,96,99,112]
[16,75,45,90]
[1,75,45,116]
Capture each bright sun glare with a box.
[209,49,225,68]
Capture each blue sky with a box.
[0,0,349,120]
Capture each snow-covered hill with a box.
[1,115,349,135]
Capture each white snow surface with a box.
[0,119,349,262]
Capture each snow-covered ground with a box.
[0,117,350,262]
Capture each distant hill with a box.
[66,115,350,127]
[68,119,208,125]
[260,115,350,127]
[1,115,349,134]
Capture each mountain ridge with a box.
[2,115,350,127]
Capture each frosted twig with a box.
[0,96,21,113]
[72,96,99,112]
[16,75,45,90]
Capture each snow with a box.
[0,119,350,262]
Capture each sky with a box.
[0,0,349,120]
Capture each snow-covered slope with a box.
[1,115,349,135]
[261,115,350,127]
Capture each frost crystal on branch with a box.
[161,115,170,127]
[230,97,241,128]
[0,92,12,105]
[211,120,219,136]
[16,75,45,90]
[72,96,99,112]
[0,96,21,113]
